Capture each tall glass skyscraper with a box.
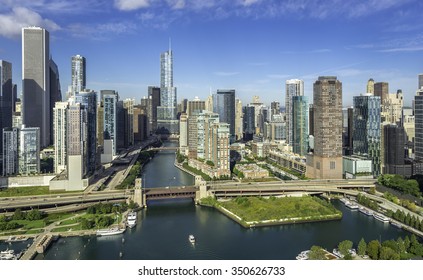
[353,94,381,177]
[71,55,86,96]
[292,96,309,156]
[0,60,13,172]
[285,79,304,145]
[213,89,235,142]
[415,88,423,173]
[157,46,178,134]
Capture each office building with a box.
[383,124,411,176]
[49,59,62,144]
[157,46,178,134]
[306,76,343,179]
[123,99,135,146]
[2,127,19,176]
[235,99,243,141]
[415,88,423,173]
[292,96,309,156]
[74,90,97,174]
[285,79,304,145]
[101,90,118,157]
[243,105,255,141]
[71,55,86,95]
[148,86,160,134]
[19,126,40,175]
[381,90,403,124]
[187,97,205,117]
[133,105,148,142]
[419,74,423,90]
[353,94,381,177]
[53,102,68,174]
[179,113,188,155]
[22,27,50,148]
[374,82,389,106]
[366,78,374,95]
[0,60,13,172]
[213,90,235,141]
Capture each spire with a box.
[169,37,171,53]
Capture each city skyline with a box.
[0,1,422,106]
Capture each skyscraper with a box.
[157,46,178,134]
[101,90,118,157]
[415,88,423,174]
[383,124,410,176]
[75,90,97,174]
[374,82,389,106]
[0,60,12,172]
[235,99,243,141]
[22,27,50,148]
[353,94,381,177]
[71,55,86,95]
[285,79,304,145]
[53,102,68,174]
[213,89,235,142]
[2,127,19,176]
[49,59,62,144]
[19,126,40,175]
[292,96,309,156]
[243,105,255,141]
[306,76,343,179]
[418,74,423,90]
[366,78,374,94]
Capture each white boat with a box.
[345,201,359,210]
[0,249,15,260]
[127,211,137,228]
[189,234,195,244]
[340,198,349,204]
[295,250,309,260]
[359,207,373,216]
[373,213,390,223]
[96,227,126,236]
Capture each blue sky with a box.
[0,0,422,106]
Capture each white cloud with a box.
[115,0,151,11]
[0,7,60,38]
[166,0,185,9]
[238,0,261,6]
[68,21,136,40]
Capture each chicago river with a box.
[1,142,409,260]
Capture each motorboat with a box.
[189,234,196,244]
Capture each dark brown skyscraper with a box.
[306,76,343,179]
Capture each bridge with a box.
[146,146,179,151]
[138,178,376,206]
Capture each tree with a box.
[80,218,94,229]
[0,215,6,223]
[379,247,400,260]
[404,236,411,251]
[357,238,367,256]
[396,237,406,255]
[308,246,327,260]
[338,240,353,258]
[26,209,43,221]
[367,240,380,260]
[12,208,26,220]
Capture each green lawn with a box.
[0,186,80,197]
[219,196,341,222]
[51,224,83,233]
[15,219,46,229]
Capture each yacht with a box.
[359,207,373,216]
[189,235,196,244]
[0,249,15,260]
[373,213,390,223]
[96,227,126,236]
[295,250,309,260]
[127,211,137,229]
[345,201,359,210]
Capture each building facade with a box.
[22,27,50,148]
[2,127,19,176]
[101,90,118,157]
[292,96,309,156]
[213,90,235,142]
[306,76,343,179]
[285,79,304,145]
[71,55,86,96]
[353,94,381,177]
[53,102,68,174]
[19,126,40,175]
[415,89,423,174]
[157,47,178,134]
[0,60,13,172]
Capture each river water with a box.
[1,142,410,260]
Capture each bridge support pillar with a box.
[134,178,146,208]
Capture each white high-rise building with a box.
[285,79,304,145]
[22,27,50,148]
[19,126,40,175]
[71,55,86,96]
[53,102,69,174]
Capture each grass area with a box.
[25,229,44,234]
[0,186,81,198]
[44,212,77,226]
[182,163,212,181]
[15,219,46,229]
[218,196,341,225]
[51,224,82,233]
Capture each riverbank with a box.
[200,196,342,228]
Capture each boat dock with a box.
[20,233,55,260]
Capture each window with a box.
[330,161,336,169]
